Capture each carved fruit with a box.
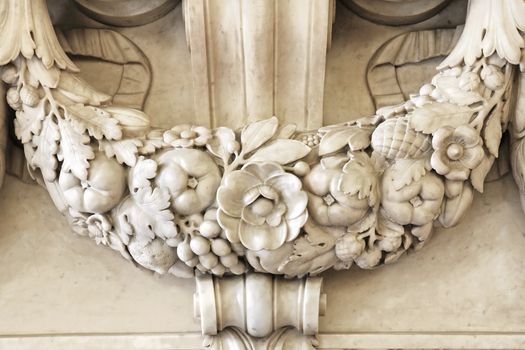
[371,117,431,159]
[155,149,221,216]
[59,153,127,213]
[1,65,18,85]
[128,237,177,275]
[6,88,21,110]
[354,246,382,269]
[20,85,40,107]
[335,233,365,262]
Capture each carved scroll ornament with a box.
[0,0,523,282]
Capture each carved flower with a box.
[86,214,113,245]
[217,162,308,251]
[431,125,484,181]
[155,149,221,215]
[381,166,445,226]
[303,155,369,227]
[163,125,212,148]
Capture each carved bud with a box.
[20,85,40,107]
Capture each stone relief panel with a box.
[1,0,525,349]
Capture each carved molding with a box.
[194,273,324,349]
[341,0,452,26]
[182,0,335,129]
[73,0,180,27]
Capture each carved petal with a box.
[239,221,287,251]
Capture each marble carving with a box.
[1,0,525,348]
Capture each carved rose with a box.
[163,124,212,148]
[303,155,369,227]
[381,167,445,226]
[431,125,484,181]
[58,153,127,213]
[155,149,221,215]
[217,162,308,251]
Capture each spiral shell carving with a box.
[371,117,431,159]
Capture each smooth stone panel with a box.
[0,176,200,335]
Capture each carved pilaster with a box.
[182,0,335,129]
[194,273,326,349]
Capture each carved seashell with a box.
[20,85,40,107]
[371,117,431,159]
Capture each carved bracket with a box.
[194,273,325,349]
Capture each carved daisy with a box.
[163,125,212,148]
[431,125,484,181]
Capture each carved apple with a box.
[58,153,127,213]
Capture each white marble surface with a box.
[2,0,525,341]
[1,173,524,335]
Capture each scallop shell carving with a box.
[371,117,431,159]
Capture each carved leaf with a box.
[250,139,310,165]
[31,116,60,181]
[129,157,157,191]
[66,104,122,140]
[15,103,45,143]
[99,139,142,167]
[470,154,495,192]
[274,124,297,140]
[241,117,278,154]
[58,118,95,180]
[483,110,503,157]
[319,127,371,156]
[407,102,474,134]
[439,181,474,228]
[389,158,429,191]
[117,187,177,241]
[432,75,484,106]
[27,57,60,88]
[57,71,111,106]
[280,220,339,277]
[340,152,377,202]
[206,127,236,160]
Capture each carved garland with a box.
[0,0,524,281]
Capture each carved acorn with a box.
[371,117,431,159]
[20,85,40,107]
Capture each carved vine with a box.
[0,0,522,279]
